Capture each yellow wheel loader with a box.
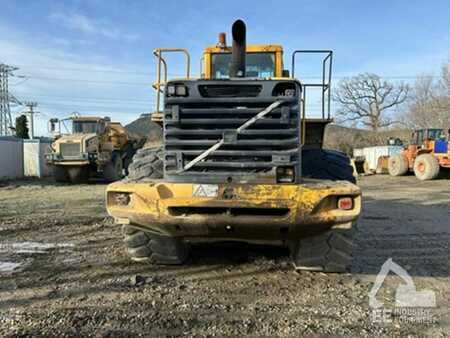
[46,116,144,183]
[106,20,362,272]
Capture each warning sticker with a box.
[192,184,219,198]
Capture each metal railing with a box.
[152,48,191,113]
[291,50,333,144]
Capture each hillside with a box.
[324,124,411,155]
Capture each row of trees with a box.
[333,60,450,132]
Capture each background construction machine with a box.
[106,20,361,272]
[388,128,450,180]
[45,115,144,183]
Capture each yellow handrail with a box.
[152,48,191,113]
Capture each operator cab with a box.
[412,128,445,145]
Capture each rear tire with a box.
[122,225,189,264]
[302,149,356,184]
[413,153,440,180]
[290,225,356,273]
[127,146,163,181]
[388,154,409,176]
[104,153,124,182]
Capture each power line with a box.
[14,92,155,104]
[24,75,150,86]
[0,63,22,136]
[38,102,149,112]
[13,64,444,79]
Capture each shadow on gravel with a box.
[0,178,108,188]
[354,195,450,278]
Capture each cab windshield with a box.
[211,52,275,79]
[73,121,100,134]
[427,129,444,140]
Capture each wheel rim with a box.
[417,162,426,174]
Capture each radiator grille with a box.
[163,100,300,182]
[60,143,81,157]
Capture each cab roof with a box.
[203,44,283,54]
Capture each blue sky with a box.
[1,0,449,135]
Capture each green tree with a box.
[15,114,29,139]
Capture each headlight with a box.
[276,167,295,183]
[108,192,131,206]
[167,84,188,97]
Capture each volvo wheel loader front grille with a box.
[163,80,302,183]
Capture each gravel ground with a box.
[0,175,449,337]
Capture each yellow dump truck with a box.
[106,20,362,272]
[46,116,144,183]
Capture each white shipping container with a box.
[354,146,403,171]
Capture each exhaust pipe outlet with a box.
[229,19,246,77]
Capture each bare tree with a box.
[406,61,450,129]
[333,73,409,131]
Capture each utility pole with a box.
[24,102,38,139]
[0,63,20,136]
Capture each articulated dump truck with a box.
[106,20,362,272]
[46,116,144,183]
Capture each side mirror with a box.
[282,69,290,77]
[49,118,59,133]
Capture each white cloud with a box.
[49,12,139,42]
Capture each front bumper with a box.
[45,153,90,166]
[106,180,361,240]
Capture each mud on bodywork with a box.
[106,179,361,241]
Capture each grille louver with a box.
[60,143,81,157]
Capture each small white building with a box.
[0,137,52,180]
[23,139,52,178]
[0,137,24,180]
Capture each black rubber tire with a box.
[302,149,356,184]
[122,225,189,264]
[52,166,69,183]
[388,154,409,176]
[290,225,357,273]
[413,153,440,180]
[104,153,124,182]
[127,146,163,181]
[66,166,89,183]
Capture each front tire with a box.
[104,153,124,182]
[388,154,409,176]
[413,153,440,180]
[66,166,89,183]
[290,225,356,273]
[122,226,189,264]
[127,146,163,181]
[52,166,69,183]
[302,149,356,184]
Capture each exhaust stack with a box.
[229,19,246,77]
[217,32,226,48]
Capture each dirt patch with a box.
[0,176,449,337]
